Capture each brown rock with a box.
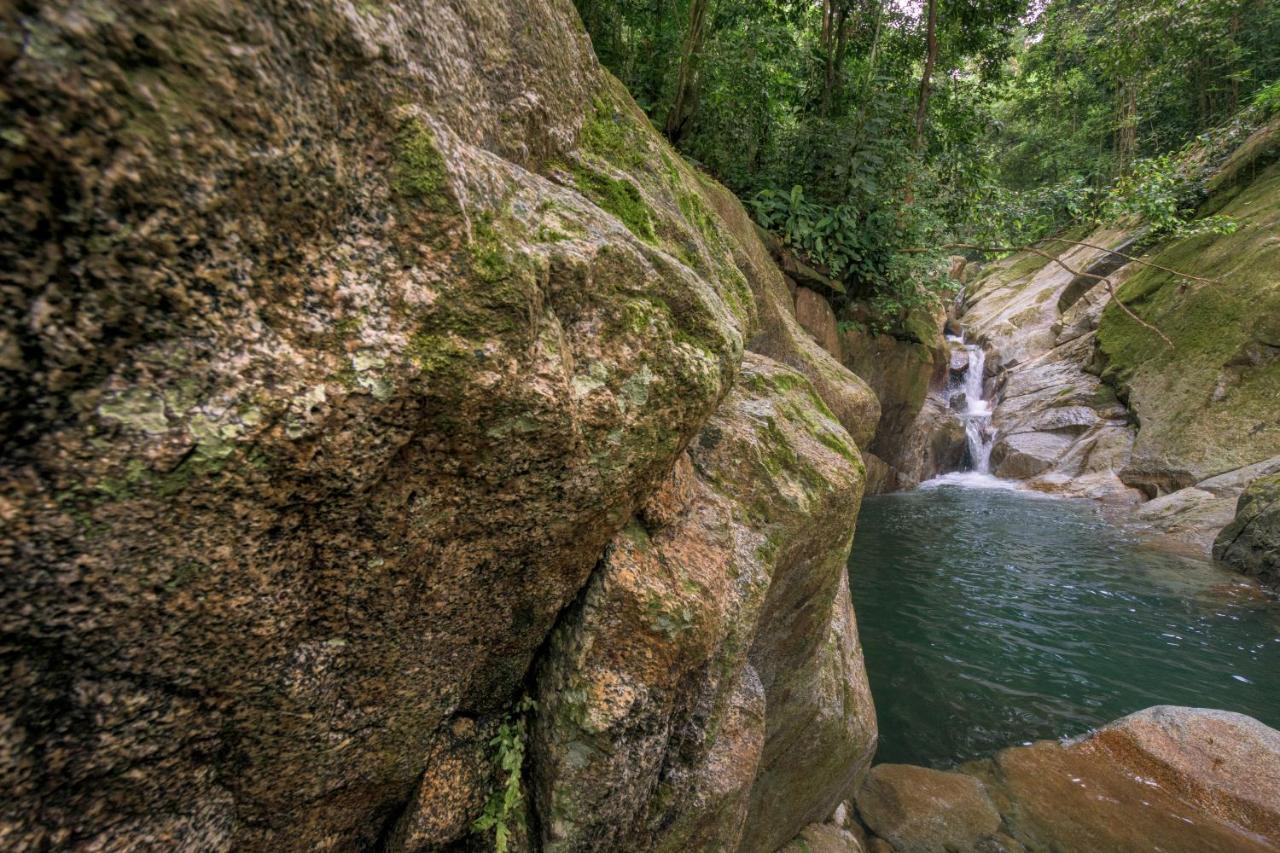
[838,310,955,489]
[983,706,1280,852]
[780,822,869,853]
[530,354,875,850]
[796,287,844,361]
[0,1,760,848]
[857,764,1002,853]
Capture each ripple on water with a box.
[848,483,1280,768]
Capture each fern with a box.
[473,695,537,852]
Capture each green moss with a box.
[408,331,473,375]
[579,92,646,170]
[1095,162,1280,470]
[572,164,655,243]
[393,117,452,210]
[470,215,513,282]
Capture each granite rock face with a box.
[0,1,787,849]
[960,230,1144,504]
[0,1,885,849]
[530,354,876,852]
[958,147,1280,551]
[1214,473,1280,587]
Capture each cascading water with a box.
[946,335,996,473]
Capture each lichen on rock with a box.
[529,354,875,852]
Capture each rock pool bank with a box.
[781,706,1280,853]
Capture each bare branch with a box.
[1037,236,1222,286]
[948,243,1173,347]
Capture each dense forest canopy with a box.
[575,0,1280,315]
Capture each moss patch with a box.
[1096,163,1280,477]
[572,165,655,243]
[393,116,452,211]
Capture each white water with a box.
[946,334,996,474]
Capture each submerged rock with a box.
[1214,473,1280,587]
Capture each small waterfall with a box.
[947,335,996,474]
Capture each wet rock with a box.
[530,354,875,850]
[856,764,1002,853]
[839,309,956,491]
[1214,473,1280,587]
[950,393,968,412]
[990,432,1074,479]
[1131,487,1239,550]
[977,707,1280,852]
[949,347,971,374]
[780,822,869,853]
[796,287,844,360]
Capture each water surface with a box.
[849,480,1280,768]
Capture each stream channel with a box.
[848,335,1280,768]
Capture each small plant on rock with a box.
[473,695,537,853]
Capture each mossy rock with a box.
[1096,163,1280,489]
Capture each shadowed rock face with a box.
[838,310,964,493]
[1,1,883,850]
[1215,473,1280,587]
[530,354,875,852]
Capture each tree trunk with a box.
[905,0,939,205]
[1117,80,1137,171]
[821,3,850,116]
[913,0,939,153]
[664,0,711,145]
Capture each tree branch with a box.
[947,243,1173,347]
[1037,236,1222,286]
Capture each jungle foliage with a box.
[574,0,1280,315]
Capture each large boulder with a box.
[966,706,1280,852]
[1095,162,1280,496]
[856,764,1003,853]
[528,354,876,851]
[0,1,769,848]
[1214,473,1280,586]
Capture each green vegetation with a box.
[393,116,452,211]
[473,695,538,853]
[573,164,657,242]
[574,0,1280,310]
